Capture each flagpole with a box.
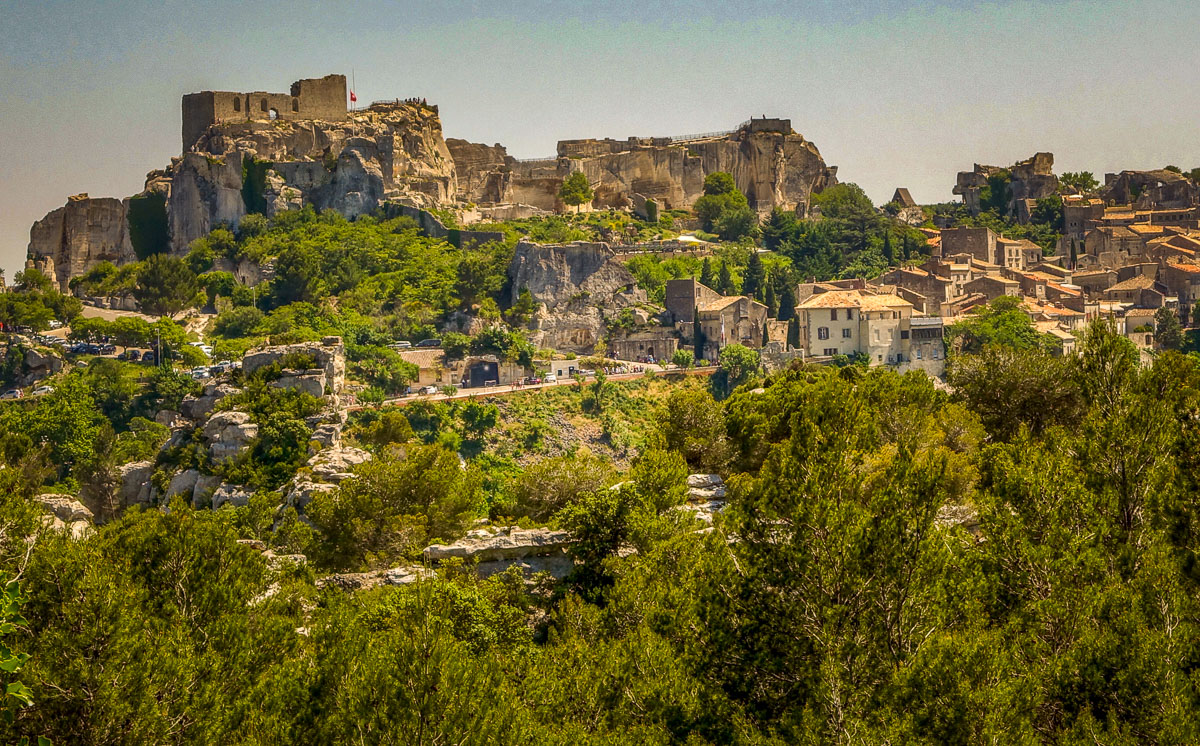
[351,68,357,111]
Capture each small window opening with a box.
[232,97,241,112]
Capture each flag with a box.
[350,91,357,103]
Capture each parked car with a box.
[389,341,412,349]
[47,320,63,329]
[544,374,557,384]
[141,351,157,364]
[99,344,116,355]
[0,389,22,400]
[421,385,439,395]
[31,385,54,396]
[416,338,441,348]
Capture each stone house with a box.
[963,275,1020,302]
[398,349,452,387]
[1160,261,1200,321]
[664,278,723,324]
[940,226,998,265]
[1071,269,1118,298]
[610,330,678,362]
[1102,274,1168,308]
[1084,226,1146,266]
[696,296,768,360]
[795,290,919,365]
[997,237,1044,270]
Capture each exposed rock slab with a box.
[423,527,573,563]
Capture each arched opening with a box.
[232,97,241,113]
[291,97,299,113]
[268,108,278,121]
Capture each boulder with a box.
[203,410,258,465]
[311,423,342,449]
[285,479,336,510]
[318,565,434,592]
[191,473,223,507]
[166,469,201,499]
[18,346,63,386]
[212,483,253,510]
[423,527,573,563]
[476,554,575,581]
[117,460,154,507]
[180,383,238,420]
[154,409,186,428]
[34,494,93,524]
[687,474,726,502]
[308,446,370,482]
[272,371,326,398]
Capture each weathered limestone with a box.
[118,461,155,507]
[26,194,135,291]
[508,240,646,351]
[203,411,258,465]
[679,474,727,524]
[35,494,94,540]
[243,337,345,399]
[423,527,574,563]
[307,446,371,482]
[180,382,239,420]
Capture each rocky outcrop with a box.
[180,382,239,420]
[308,446,371,482]
[954,152,1059,219]
[118,461,154,508]
[203,411,258,465]
[318,565,435,592]
[424,527,573,563]
[679,474,727,524]
[508,240,646,352]
[243,337,345,400]
[35,494,94,539]
[26,194,136,291]
[11,346,63,387]
[451,118,837,215]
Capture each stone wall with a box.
[182,75,347,151]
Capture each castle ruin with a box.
[181,74,347,151]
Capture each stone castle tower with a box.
[181,74,347,151]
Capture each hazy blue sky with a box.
[2,0,1198,277]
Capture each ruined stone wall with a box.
[182,75,347,150]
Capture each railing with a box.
[666,129,736,142]
[513,155,559,163]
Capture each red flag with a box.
[350,91,357,103]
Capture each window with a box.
[261,98,269,112]
[817,327,830,340]
[831,309,838,321]
[900,330,910,339]
[842,328,851,338]
[847,309,853,321]
[824,348,838,356]
[292,97,299,113]
[233,97,241,113]
[916,349,922,359]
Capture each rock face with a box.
[953,152,1059,220]
[451,118,838,216]
[680,474,727,524]
[508,240,646,351]
[242,337,346,400]
[118,461,154,508]
[27,194,136,291]
[203,411,258,465]
[424,527,573,563]
[35,494,94,539]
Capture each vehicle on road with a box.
[544,374,557,384]
[31,385,54,396]
[141,350,157,364]
[48,320,63,329]
[0,389,22,400]
[421,385,439,395]
[99,344,116,355]
[416,338,441,348]
[389,341,412,349]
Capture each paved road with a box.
[346,366,717,411]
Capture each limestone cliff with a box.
[27,194,135,290]
[953,152,1059,221]
[451,118,838,216]
[172,101,455,251]
[508,240,646,351]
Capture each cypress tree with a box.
[765,282,778,318]
[762,320,771,348]
[778,284,797,322]
[883,232,894,266]
[693,306,706,360]
[787,316,800,350]
[699,258,713,288]
[743,250,764,299]
[718,261,734,295]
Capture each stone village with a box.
[14,74,1200,390]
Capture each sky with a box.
[2,0,1199,277]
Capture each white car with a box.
[0,389,22,400]
[544,375,557,384]
[31,385,55,396]
[421,385,439,395]
[48,320,63,329]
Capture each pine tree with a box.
[718,262,735,295]
[699,258,713,288]
[778,283,797,322]
[765,281,778,318]
[743,251,764,299]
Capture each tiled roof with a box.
[696,296,742,312]
[398,349,445,369]
[1106,274,1158,291]
[796,290,912,310]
